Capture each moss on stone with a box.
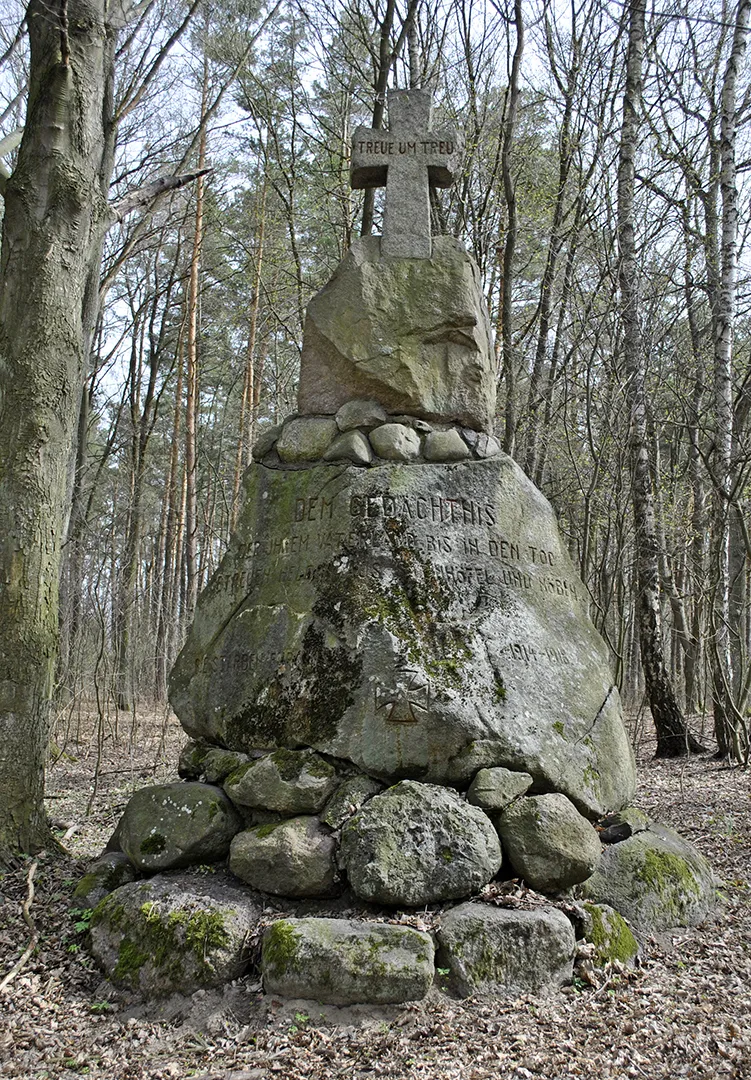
[639,848,701,900]
[140,833,166,856]
[553,721,565,736]
[114,937,149,981]
[254,820,285,839]
[583,902,638,966]
[264,920,301,975]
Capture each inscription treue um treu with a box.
[350,89,461,258]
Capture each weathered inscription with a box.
[355,139,456,157]
[502,642,567,665]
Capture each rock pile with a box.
[82,88,717,1007]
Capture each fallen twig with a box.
[0,858,39,993]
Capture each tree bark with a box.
[617,0,703,757]
[0,0,117,860]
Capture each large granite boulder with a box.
[89,873,261,997]
[262,917,434,1004]
[169,456,636,817]
[339,781,502,905]
[436,903,576,997]
[296,236,496,431]
[119,783,242,873]
[579,823,716,932]
[497,793,602,892]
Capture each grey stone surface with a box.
[475,433,501,458]
[320,774,384,829]
[467,767,533,811]
[223,748,340,815]
[169,457,636,816]
[323,430,373,465]
[252,423,283,461]
[579,823,716,932]
[350,89,460,260]
[436,903,576,997]
[423,428,472,462]
[296,236,496,430]
[497,793,602,893]
[336,399,388,431]
[202,748,250,784]
[579,902,639,966]
[177,740,210,779]
[276,417,338,463]
[339,781,502,905]
[229,817,339,898]
[73,853,138,909]
[262,917,434,1004]
[119,783,242,873]
[369,423,422,461]
[89,872,261,997]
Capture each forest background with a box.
[1,0,750,814]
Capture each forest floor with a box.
[0,705,750,1080]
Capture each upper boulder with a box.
[296,236,496,431]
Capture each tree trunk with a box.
[0,0,117,861]
[617,0,703,757]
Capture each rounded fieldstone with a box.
[223,748,339,815]
[276,417,338,462]
[423,428,472,462]
[323,430,373,465]
[320,774,384,829]
[497,793,601,893]
[229,817,339,898]
[335,399,388,431]
[369,423,422,461]
[262,917,434,1004]
[73,852,138,909]
[436,903,576,997]
[119,783,242,873]
[340,780,502,905]
[251,423,282,460]
[467,767,533,811]
[89,872,261,997]
[579,823,716,932]
[202,748,250,784]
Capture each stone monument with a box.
[84,90,716,1006]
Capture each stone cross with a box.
[350,89,461,258]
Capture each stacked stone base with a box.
[82,744,715,1004]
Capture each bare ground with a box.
[0,707,750,1080]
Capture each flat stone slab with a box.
[579,823,716,932]
[436,903,576,997]
[296,235,496,430]
[339,780,502,906]
[89,873,261,997]
[262,917,434,1004]
[169,457,636,816]
[467,766,533,811]
[119,783,242,873]
[497,793,602,893]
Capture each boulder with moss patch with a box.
[73,853,138,908]
[579,822,716,932]
[223,748,340,815]
[579,901,639,966]
[436,903,576,997]
[229,816,340,897]
[119,783,242,873]
[340,780,502,905]
[262,917,434,1004]
[89,872,261,997]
